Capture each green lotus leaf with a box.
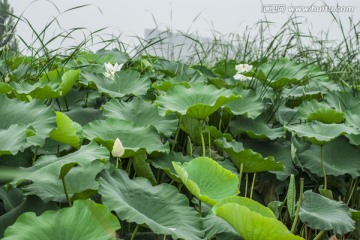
[242,140,298,181]
[82,118,169,157]
[152,73,208,92]
[230,116,285,140]
[69,49,129,69]
[99,169,203,240]
[12,142,109,201]
[298,100,344,124]
[0,95,56,148]
[346,133,360,146]
[50,112,81,148]
[285,122,358,145]
[299,191,355,235]
[96,49,130,63]
[215,138,283,173]
[350,209,360,221]
[24,161,105,202]
[152,79,191,92]
[3,199,120,240]
[173,157,239,205]
[81,70,150,98]
[282,81,340,99]
[345,111,360,129]
[154,58,198,77]
[326,91,360,115]
[9,69,79,100]
[249,58,327,89]
[151,152,193,182]
[102,98,178,136]
[0,82,11,94]
[224,88,264,119]
[0,124,29,156]
[213,196,303,240]
[212,60,237,77]
[202,212,241,240]
[65,106,103,126]
[0,194,58,238]
[155,83,241,120]
[344,111,360,146]
[298,137,360,178]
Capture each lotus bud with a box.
[111,138,125,158]
[4,74,10,83]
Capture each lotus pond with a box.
[0,49,359,240]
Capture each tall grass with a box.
[139,14,359,85]
[3,2,360,87]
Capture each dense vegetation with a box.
[0,4,359,240]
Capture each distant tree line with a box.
[0,0,17,50]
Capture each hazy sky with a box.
[9,0,359,50]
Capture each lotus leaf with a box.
[173,157,239,205]
[82,118,169,157]
[11,142,109,202]
[0,195,58,238]
[8,69,79,100]
[99,169,203,240]
[3,199,120,240]
[299,191,355,235]
[248,58,327,89]
[155,83,241,120]
[81,70,150,98]
[230,116,285,140]
[0,95,56,148]
[224,88,264,119]
[50,112,81,148]
[297,137,360,178]
[298,99,344,123]
[215,138,283,173]
[102,98,178,136]
[213,196,304,240]
[285,122,358,145]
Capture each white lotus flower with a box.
[111,138,125,158]
[104,62,124,80]
[233,73,251,81]
[235,63,253,73]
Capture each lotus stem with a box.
[347,178,358,205]
[207,120,211,157]
[56,98,62,111]
[64,96,69,111]
[320,145,327,190]
[163,235,167,240]
[32,146,39,165]
[244,173,249,197]
[313,230,325,240]
[200,125,206,157]
[291,178,304,234]
[218,108,223,130]
[116,157,121,169]
[171,116,182,151]
[126,158,132,173]
[238,163,244,195]
[250,173,256,199]
[130,225,140,240]
[61,178,72,207]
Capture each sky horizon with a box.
[8,0,360,51]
